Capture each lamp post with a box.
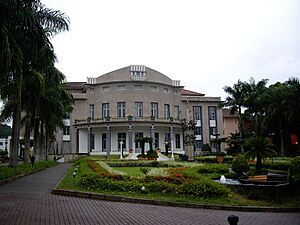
[127,115,133,153]
[150,116,155,151]
[105,116,111,157]
[87,117,91,154]
[213,133,221,154]
[170,117,174,159]
[119,140,124,159]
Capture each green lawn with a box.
[112,167,152,176]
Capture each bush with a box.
[231,154,250,176]
[194,156,217,163]
[288,156,300,185]
[197,164,229,174]
[179,177,229,198]
[261,160,291,172]
[0,160,57,181]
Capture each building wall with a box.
[61,65,224,155]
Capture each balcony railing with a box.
[74,116,181,125]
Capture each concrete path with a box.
[0,163,299,225]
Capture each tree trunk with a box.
[9,98,22,168]
[238,106,244,153]
[38,121,45,161]
[256,155,262,171]
[23,117,31,164]
[33,118,40,161]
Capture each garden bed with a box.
[56,156,300,208]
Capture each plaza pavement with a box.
[0,163,299,225]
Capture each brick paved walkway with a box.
[0,163,299,225]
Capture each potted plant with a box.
[216,152,226,163]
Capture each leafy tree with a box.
[244,136,277,170]
[0,124,12,138]
[0,0,69,167]
[263,82,291,155]
[243,78,268,135]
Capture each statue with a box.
[180,118,195,161]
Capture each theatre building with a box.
[54,65,223,156]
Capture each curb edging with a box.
[52,188,300,213]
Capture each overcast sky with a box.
[43,0,300,100]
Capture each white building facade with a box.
[53,66,223,156]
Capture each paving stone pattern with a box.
[0,163,299,225]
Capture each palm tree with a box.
[0,0,69,167]
[244,136,277,170]
[243,78,268,135]
[263,82,291,155]
[223,80,248,151]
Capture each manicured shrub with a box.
[231,154,250,176]
[0,160,57,181]
[194,156,217,163]
[86,159,107,174]
[179,177,229,198]
[261,160,291,171]
[197,164,229,174]
[288,156,300,185]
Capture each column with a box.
[106,125,111,156]
[87,127,90,154]
[170,125,174,158]
[150,125,155,151]
[76,128,79,153]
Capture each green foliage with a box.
[197,164,229,174]
[232,154,250,176]
[0,124,11,137]
[288,156,300,185]
[194,156,217,163]
[201,143,211,152]
[260,160,291,172]
[244,136,277,170]
[140,167,150,175]
[0,150,8,157]
[150,160,159,167]
[0,160,57,181]
[179,178,229,198]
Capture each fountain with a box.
[220,175,226,183]
[216,175,241,185]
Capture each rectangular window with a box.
[102,86,109,91]
[154,133,159,148]
[208,106,217,121]
[193,106,202,121]
[134,84,143,90]
[117,84,126,90]
[163,88,169,93]
[175,134,180,148]
[174,105,180,119]
[117,102,126,118]
[195,140,203,149]
[150,86,158,91]
[118,133,126,151]
[135,132,143,148]
[63,126,70,135]
[102,133,106,152]
[90,87,95,93]
[151,102,158,118]
[102,103,110,118]
[195,127,202,136]
[135,102,143,118]
[89,104,95,119]
[90,133,95,150]
[164,104,170,119]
